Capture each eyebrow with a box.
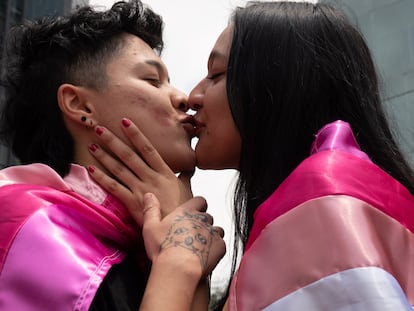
[145,59,162,71]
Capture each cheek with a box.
[138,95,174,126]
[121,91,173,127]
[196,121,241,169]
[151,106,174,126]
[132,105,175,146]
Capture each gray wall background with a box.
[0,0,87,168]
[322,0,414,165]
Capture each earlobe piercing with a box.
[81,116,94,128]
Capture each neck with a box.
[72,138,111,176]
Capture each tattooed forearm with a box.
[160,212,214,270]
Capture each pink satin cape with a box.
[0,164,139,310]
[229,120,414,310]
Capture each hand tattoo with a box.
[160,212,214,270]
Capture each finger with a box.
[142,192,162,227]
[179,196,208,213]
[88,142,145,191]
[192,212,214,225]
[203,233,226,277]
[212,226,225,238]
[93,125,149,180]
[87,164,140,203]
[120,118,172,175]
[141,193,162,259]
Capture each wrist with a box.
[153,248,203,284]
[140,251,202,311]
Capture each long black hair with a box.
[228,0,414,252]
[0,0,163,177]
[211,2,414,309]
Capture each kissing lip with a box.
[192,118,204,137]
[181,115,196,138]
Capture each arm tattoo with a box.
[160,212,214,270]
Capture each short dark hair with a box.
[0,0,164,176]
[227,0,414,254]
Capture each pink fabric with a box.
[246,121,414,250]
[0,164,140,310]
[229,120,414,310]
[310,120,370,160]
[230,196,414,310]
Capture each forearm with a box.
[139,254,200,311]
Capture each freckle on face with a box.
[129,93,150,106]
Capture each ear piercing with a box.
[81,116,94,127]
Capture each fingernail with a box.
[89,143,98,152]
[122,118,131,128]
[88,165,95,173]
[95,126,104,136]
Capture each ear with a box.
[57,83,95,127]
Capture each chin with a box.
[195,157,238,171]
[169,155,196,173]
[195,151,217,170]
[195,160,216,170]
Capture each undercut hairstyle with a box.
[0,0,164,176]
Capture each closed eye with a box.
[146,78,162,87]
[207,72,224,80]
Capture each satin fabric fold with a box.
[0,163,140,310]
[229,120,414,310]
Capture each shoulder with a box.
[247,150,414,249]
[0,163,69,190]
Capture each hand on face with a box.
[87,118,194,226]
[142,193,226,278]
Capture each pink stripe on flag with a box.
[231,195,414,310]
[247,151,414,250]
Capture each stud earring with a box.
[81,116,94,128]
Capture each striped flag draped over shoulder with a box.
[229,121,414,311]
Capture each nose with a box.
[172,88,189,112]
[188,83,203,111]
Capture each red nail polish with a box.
[95,127,104,136]
[88,165,95,173]
[122,118,131,128]
[89,143,98,152]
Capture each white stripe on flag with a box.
[263,266,413,311]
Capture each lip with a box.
[192,117,204,137]
[181,115,196,138]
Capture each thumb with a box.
[142,192,161,226]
